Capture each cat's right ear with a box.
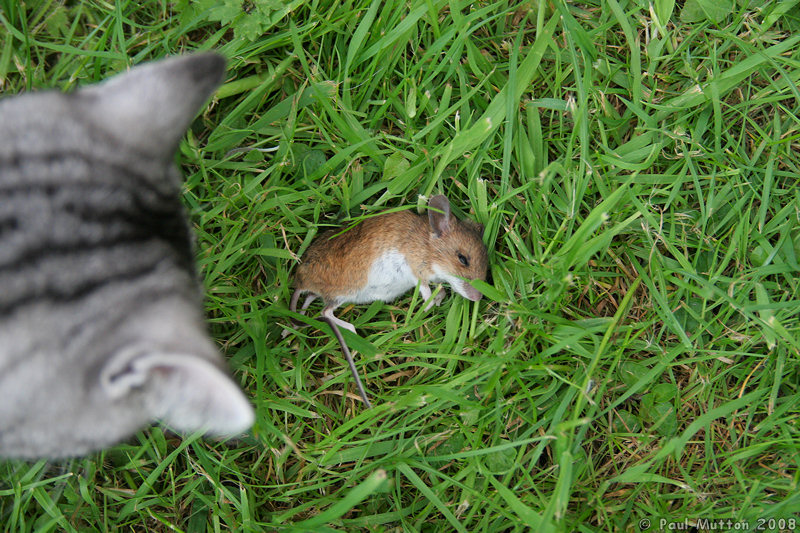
[77,53,226,160]
[101,349,255,438]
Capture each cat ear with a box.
[78,53,226,159]
[101,350,254,437]
[428,195,452,237]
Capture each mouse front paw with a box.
[423,287,446,311]
[433,289,446,306]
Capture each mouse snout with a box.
[462,282,483,301]
[451,278,483,301]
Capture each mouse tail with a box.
[323,317,373,408]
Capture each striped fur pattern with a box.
[0,54,253,458]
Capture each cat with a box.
[0,53,254,459]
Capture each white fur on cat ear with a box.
[78,53,226,159]
[102,350,254,437]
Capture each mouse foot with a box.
[432,289,446,306]
[422,284,446,311]
[322,307,356,333]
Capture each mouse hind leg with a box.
[321,305,356,333]
[290,289,318,316]
[290,288,303,313]
[284,289,318,338]
[322,305,371,408]
[301,294,317,312]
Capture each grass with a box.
[2,0,800,530]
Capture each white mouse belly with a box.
[346,250,418,304]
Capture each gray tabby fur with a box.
[0,53,254,458]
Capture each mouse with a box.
[288,194,488,408]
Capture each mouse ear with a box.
[468,220,485,237]
[428,195,451,237]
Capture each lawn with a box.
[2,0,800,531]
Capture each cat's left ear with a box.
[101,350,254,437]
[78,53,226,160]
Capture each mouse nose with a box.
[461,283,483,301]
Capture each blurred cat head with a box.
[0,54,254,459]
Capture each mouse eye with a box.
[457,253,470,267]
